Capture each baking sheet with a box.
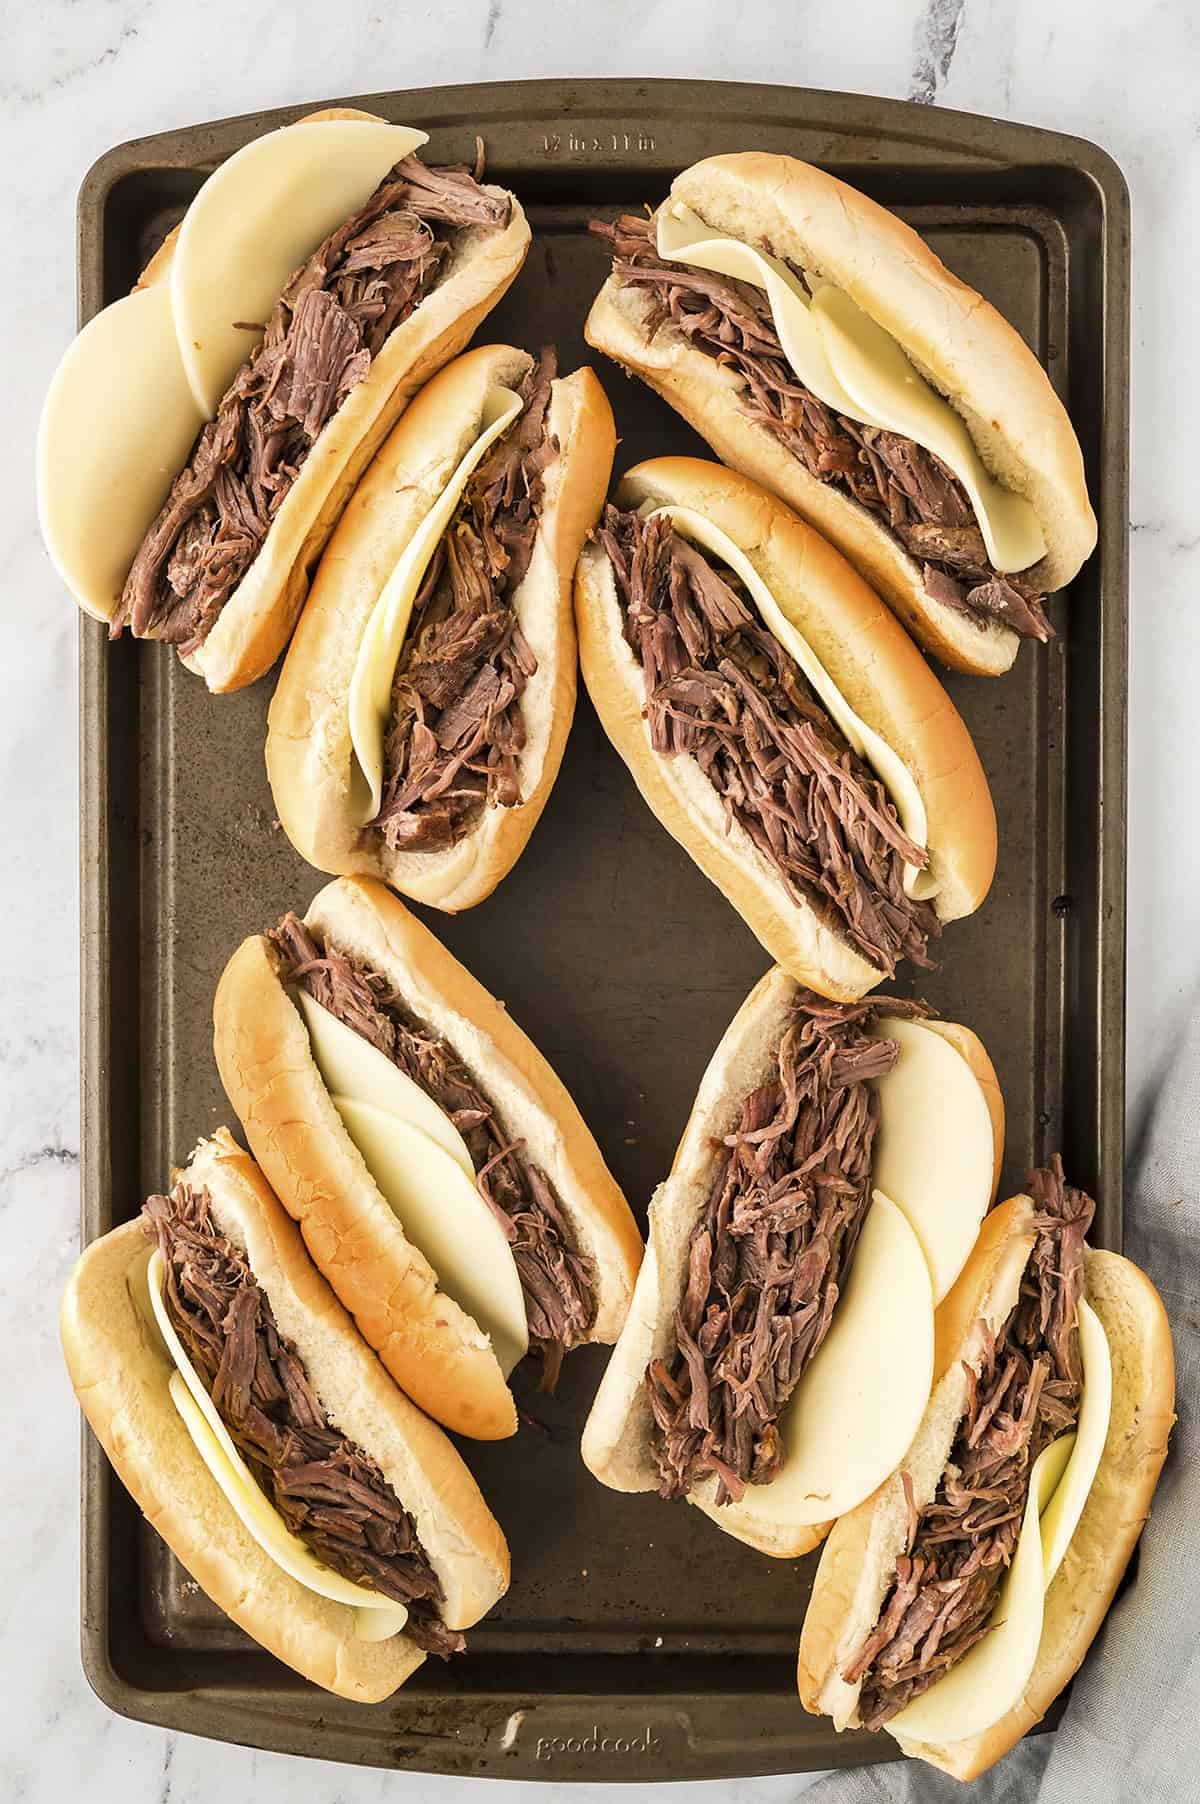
[77,78,1129,1780]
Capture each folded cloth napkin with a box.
[805,1001,1198,1804]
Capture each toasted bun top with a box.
[668,154,1097,593]
[610,456,997,923]
[59,1129,509,1701]
[266,344,616,909]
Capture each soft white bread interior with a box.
[59,1128,509,1702]
[266,344,616,909]
[581,970,999,1557]
[797,1208,1175,1782]
[131,108,531,692]
[574,456,996,997]
[213,878,643,1438]
[586,153,1097,675]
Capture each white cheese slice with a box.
[36,281,207,621]
[295,988,474,1178]
[145,1249,407,1642]
[648,504,938,901]
[867,1018,996,1303]
[1039,1298,1112,1587]
[656,201,1046,575]
[330,1096,529,1377]
[171,119,428,414]
[705,1191,933,1535]
[886,1431,1076,1742]
[348,384,525,822]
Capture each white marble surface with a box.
[2,0,1197,1798]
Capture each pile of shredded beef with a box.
[114,153,511,655]
[599,506,939,976]
[646,992,928,1504]
[848,1157,1095,1728]
[372,347,559,852]
[143,1180,460,1655]
[270,913,593,1388]
[592,213,1051,643]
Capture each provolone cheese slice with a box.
[145,1250,408,1642]
[648,504,937,900]
[656,201,1046,575]
[295,988,474,1178]
[172,120,428,413]
[709,1192,933,1534]
[867,1018,995,1302]
[1039,1299,1112,1587]
[349,385,525,821]
[36,282,206,620]
[331,1096,529,1376]
[887,1432,1075,1742]
[810,287,1046,575]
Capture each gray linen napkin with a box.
[805,1001,1198,1804]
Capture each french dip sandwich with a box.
[60,1131,510,1701]
[267,343,615,910]
[575,458,996,997]
[797,1161,1174,1781]
[587,154,1097,674]
[38,109,530,691]
[582,967,1003,1556]
[214,877,643,1440]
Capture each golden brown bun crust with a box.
[575,457,996,995]
[266,347,616,909]
[586,152,1097,674]
[127,108,530,691]
[899,1246,1175,1780]
[798,1205,1175,1779]
[59,1130,509,1699]
[213,880,642,1431]
[213,935,519,1440]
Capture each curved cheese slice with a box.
[295,988,474,1178]
[349,384,525,821]
[145,1250,408,1642]
[649,504,937,901]
[331,1096,529,1377]
[172,120,428,414]
[36,282,206,621]
[887,1431,1076,1742]
[708,1192,933,1535]
[867,1018,995,1302]
[1039,1299,1112,1587]
[656,202,1045,575]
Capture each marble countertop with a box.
[4,0,1197,1798]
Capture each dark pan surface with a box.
[78,78,1129,1780]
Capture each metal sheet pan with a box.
[77,78,1129,1781]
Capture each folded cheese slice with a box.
[143,1248,408,1641]
[655,201,1046,575]
[648,503,938,901]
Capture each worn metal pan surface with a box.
[77,77,1129,1780]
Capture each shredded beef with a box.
[646,992,930,1505]
[591,213,1052,643]
[143,1180,460,1656]
[600,505,939,976]
[269,913,593,1388]
[114,156,511,654]
[371,348,558,852]
[850,1157,1095,1728]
